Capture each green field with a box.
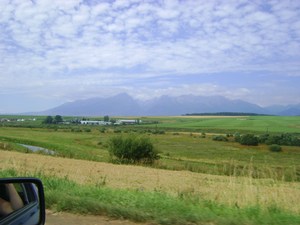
[140,116,300,133]
[1,116,299,180]
[1,115,300,133]
[1,115,300,224]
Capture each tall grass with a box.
[1,168,300,225]
[155,157,300,182]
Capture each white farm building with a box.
[80,120,111,125]
[115,120,141,125]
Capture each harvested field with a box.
[1,150,300,214]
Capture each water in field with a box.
[19,144,55,155]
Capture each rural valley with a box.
[1,1,300,224]
[1,115,300,224]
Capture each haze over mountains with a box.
[35,93,300,116]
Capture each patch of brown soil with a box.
[46,210,148,225]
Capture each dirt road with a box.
[46,210,148,225]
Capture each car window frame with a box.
[0,178,45,225]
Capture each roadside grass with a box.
[1,168,300,225]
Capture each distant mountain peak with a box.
[36,93,300,116]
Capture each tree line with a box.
[43,115,63,124]
[185,112,271,116]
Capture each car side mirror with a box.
[0,178,45,225]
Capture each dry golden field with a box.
[1,150,300,214]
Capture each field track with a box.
[46,210,144,225]
[1,150,300,213]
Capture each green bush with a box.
[265,133,300,146]
[269,144,282,152]
[212,135,228,142]
[234,133,241,142]
[108,135,159,164]
[152,130,165,135]
[71,128,82,132]
[238,134,259,146]
[258,133,269,143]
[99,128,106,133]
[113,129,122,133]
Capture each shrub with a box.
[108,135,159,164]
[212,135,228,142]
[234,133,241,142]
[258,134,269,143]
[71,128,82,132]
[265,133,300,146]
[114,129,122,133]
[151,130,165,135]
[265,135,281,145]
[238,134,259,146]
[99,128,106,133]
[269,144,282,152]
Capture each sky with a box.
[0,0,300,113]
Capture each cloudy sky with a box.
[0,0,300,113]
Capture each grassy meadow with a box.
[141,115,300,133]
[0,115,300,224]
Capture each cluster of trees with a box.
[185,112,270,116]
[43,115,63,124]
[258,133,300,146]
[43,115,116,125]
[234,133,300,147]
[212,133,300,152]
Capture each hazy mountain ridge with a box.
[38,93,300,116]
[264,104,300,116]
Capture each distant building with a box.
[0,118,10,122]
[115,119,141,125]
[80,120,111,125]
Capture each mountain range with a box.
[37,93,300,116]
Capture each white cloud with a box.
[0,0,300,112]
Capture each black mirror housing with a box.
[0,178,45,225]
